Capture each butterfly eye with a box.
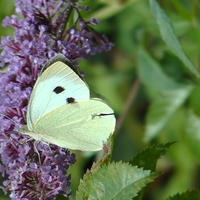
[53,86,65,94]
[66,97,75,103]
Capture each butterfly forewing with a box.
[27,60,89,131]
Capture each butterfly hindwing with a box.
[34,99,115,151]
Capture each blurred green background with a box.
[1,0,200,199]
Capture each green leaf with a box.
[185,110,200,164]
[165,190,200,200]
[130,143,174,200]
[149,0,200,77]
[130,142,175,171]
[138,49,185,90]
[144,85,193,141]
[76,162,157,200]
[93,133,115,169]
[92,0,140,20]
[56,195,70,200]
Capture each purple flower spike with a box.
[0,0,113,199]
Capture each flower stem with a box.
[116,78,140,133]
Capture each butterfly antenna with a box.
[33,141,42,165]
[0,113,21,128]
[47,143,53,154]
[0,113,26,146]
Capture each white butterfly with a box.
[20,54,116,151]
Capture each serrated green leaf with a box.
[165,190,200,200]
[131,143,175,200]
[130,142,175,171]
[144,85,193,141]
[185,110,200,163]
[92,133,115,170]
[138,49,184,90]
[76,162,157,200]
[149,0,200,77]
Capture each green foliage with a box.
[149,0,200,77]
[76,162,157,200]
[75,140,171,200]
[185,110,200,163]
[130,142,175,171]
[1,0,200,199]
[144,85,193,141]
[138,49,188,90]
[165,190,200,200]
[138,49,194,141]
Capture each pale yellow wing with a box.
[33,99,115,151]
[27,54,89,131]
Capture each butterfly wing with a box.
[27,54,89,131]
[33,99,116,151]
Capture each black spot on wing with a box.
[66,97,75,103]
[53,86,65,94]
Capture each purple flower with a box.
[0,0,113,199]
